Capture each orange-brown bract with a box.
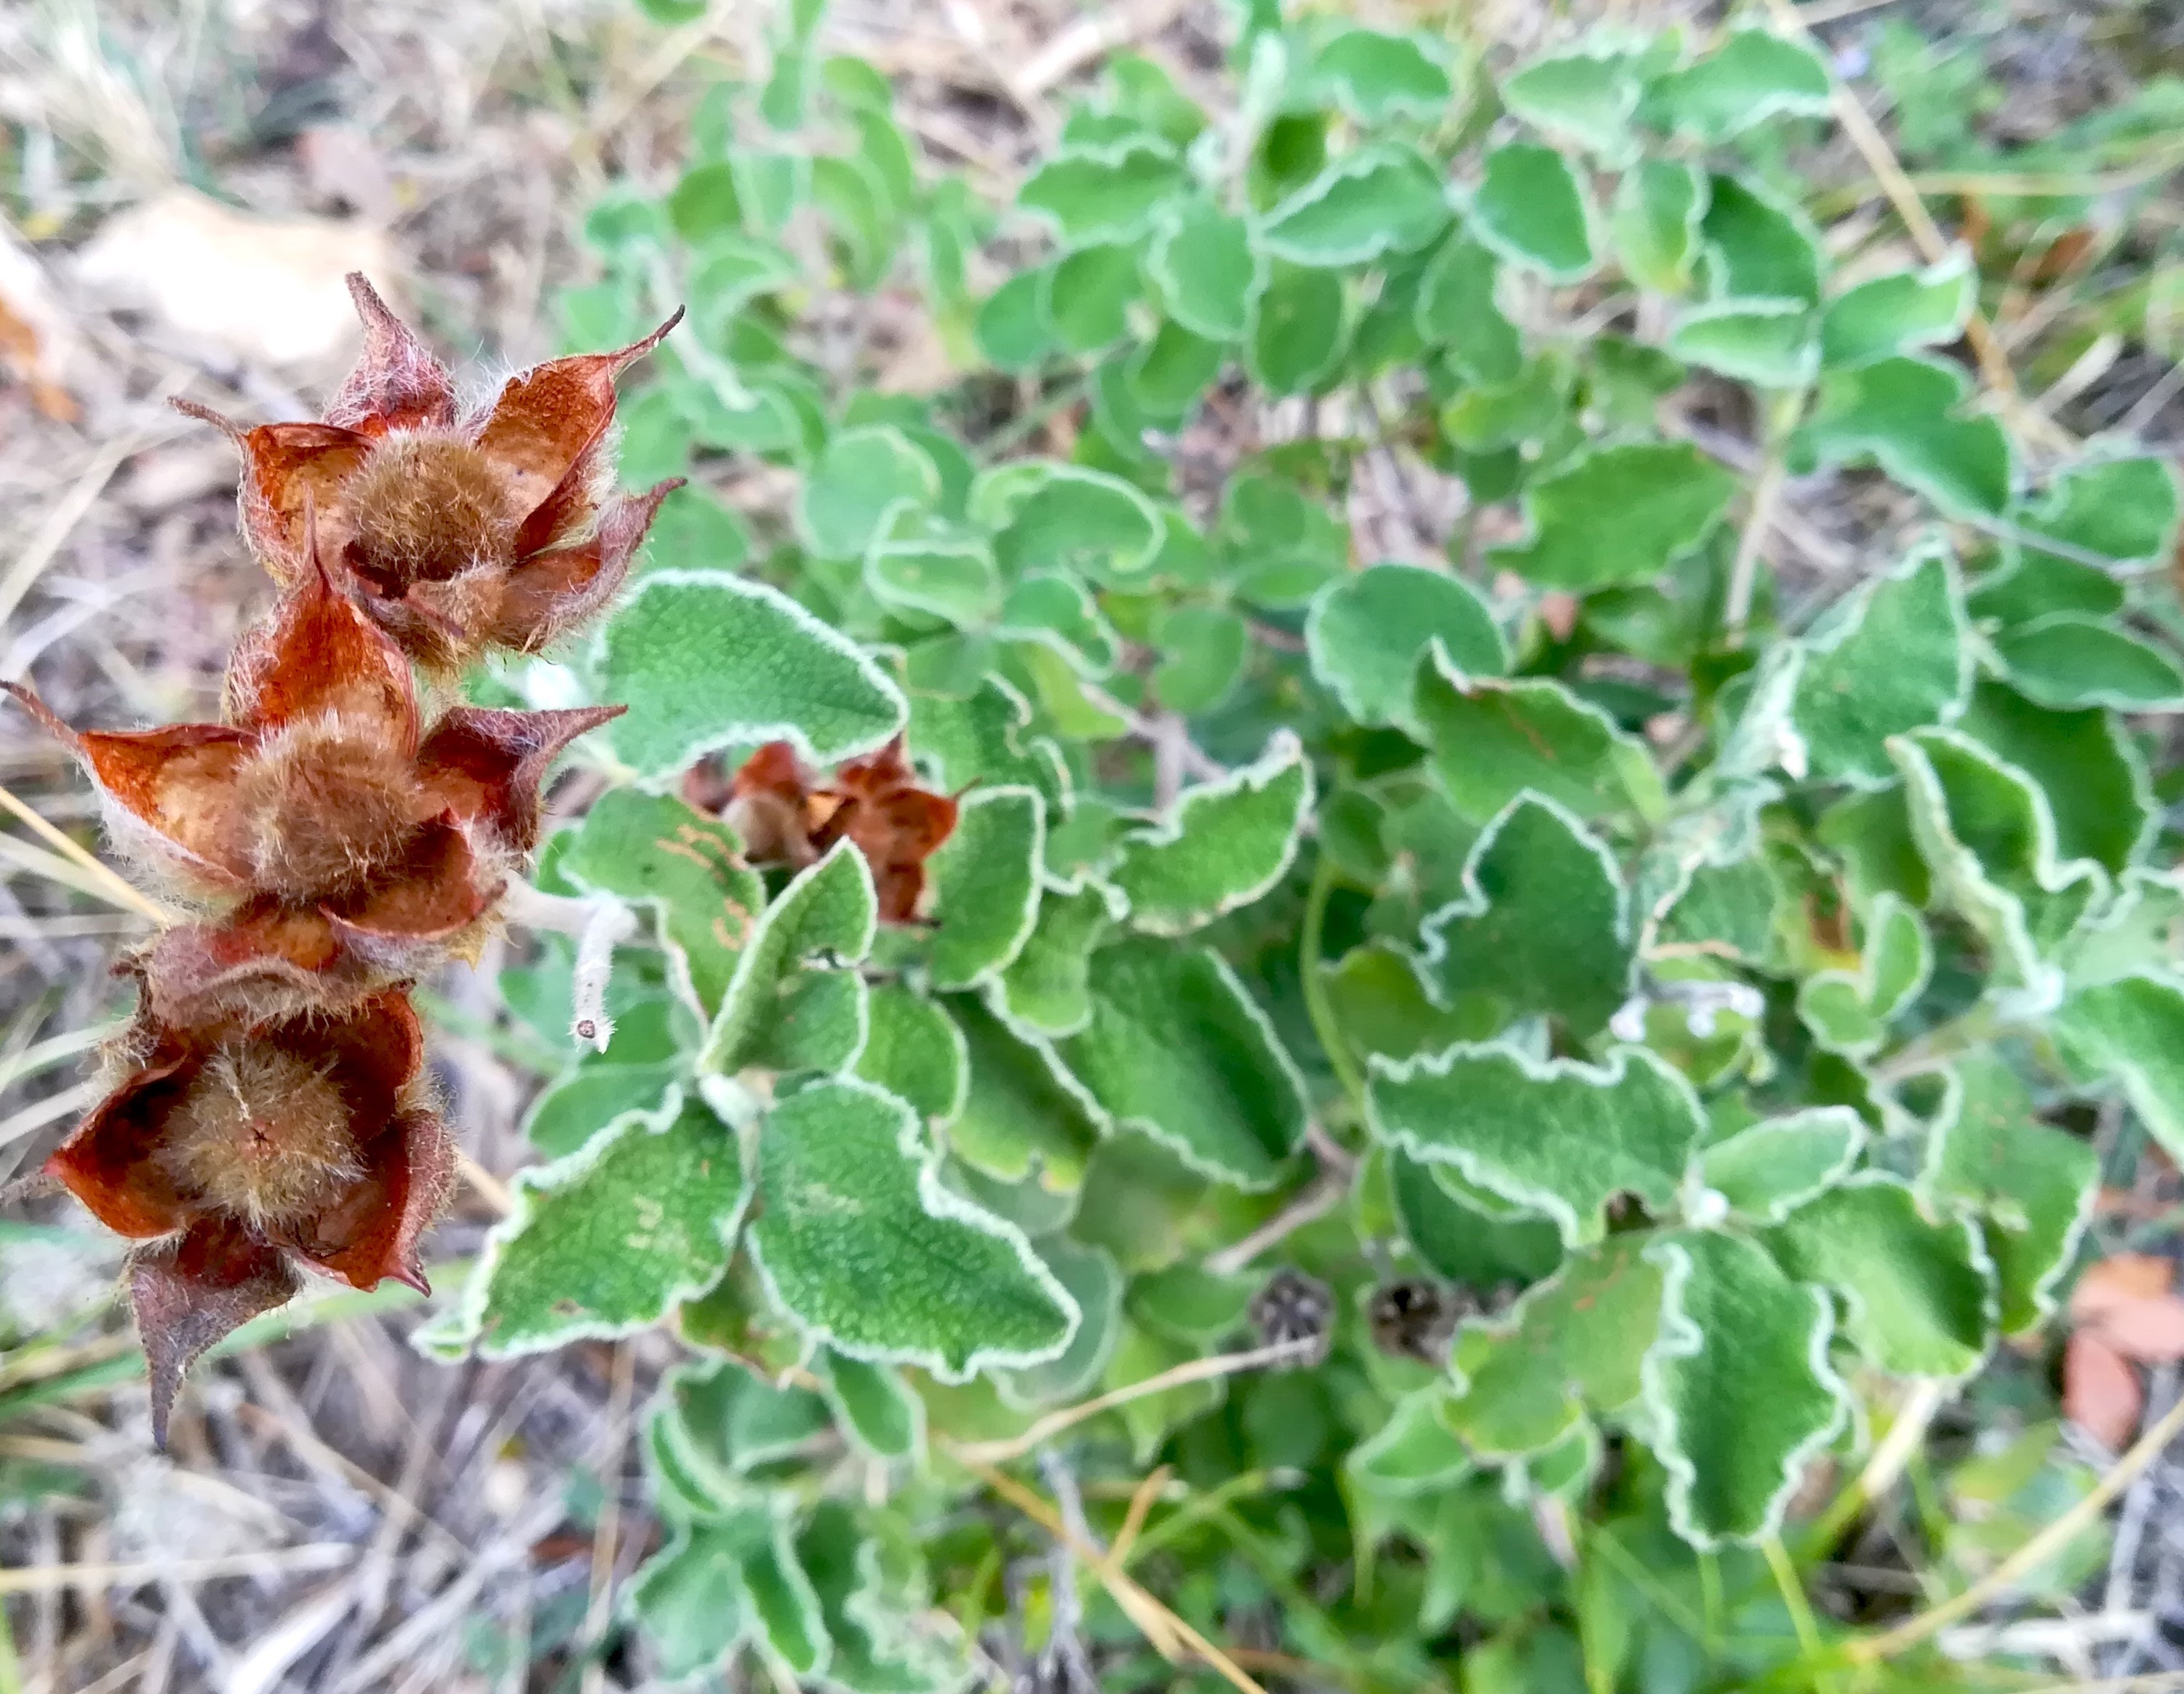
[2,277,675,1443]
[698,735,960,925]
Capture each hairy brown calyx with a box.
[346,432,516,591]
[158,1046,362,1228]
[231,712,421,899]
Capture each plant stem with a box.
[1761,1535,1833,1689]
[1302,850,1368,1121]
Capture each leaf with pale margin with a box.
[1488,441,1737,590]
[629,1509,778,1680]
[1387,1148,1561,1288]
[563,790,765,1022]
[1790,541,1969,787]
[865,528,999,627]
[1058,938,1310,1189]
[1152,605,1248,713]
[1368,1043,1705,1245]
[995,878,1126,1038]
[1110,731,1311,936]
[1147,199,1261,342]
[1330,944,1499,1066]
[1307,563,1506,726]
[1443,1235,1663,1457]
[2056,974,2184,1167]
[1991,614,2184,712]
[701,842,877,1077]
[973,461,1163,581]
[1765,1175,1995,1379]
[1822,251,1974,368]
[908,676,1069,814]
[457,1091,746,1357]
[1040,242,1141,353]
[997,1234,1125,1407]
[1670,300,1817,389]
[602,570,906,778]
[1472,142,1595,281]
[796,426,939,560]
[1314,28,1454,122]
[1699,1107,1865,1225]
[997,573,1120,676]
[1258,144,1451,268]
[1418,794,1632,1039]
[1017,138,1185,244]
[925,787,1044,989]
[817,1351,925,1461]
[1414,232,1522,386]
[1700,175,1821,306]
[1792,355,2014,518]
[1350,1388,1473,1495]
[1922,1054,2097,1333]
[751,1076,1077,1378]
[855,985,967,1123]
[2014,456,2180,570]
[1892,726,2106,1001]
[948,994,1104,1189]
[795,1502,960,1694]
[1415,648,1666,825]
[1504,48,1638,156]
[1646,27,1830,141]
[1958,679,2153,876]
[649,1355,832,1509]
[1796,894,1930,1057]
[1614,159,1707,295]
[1248,263,1348,394]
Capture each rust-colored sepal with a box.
[706,735,958,924]
[178,274,682,670]
[47,990,455,1445]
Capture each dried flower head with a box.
[1248,1268,1334,1369]
[178,274,682,671]
[704,735,958,924]
[46,990,453,1444]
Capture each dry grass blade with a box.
[0,782,176,923]
[0,1545,357,1597]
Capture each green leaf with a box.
[1419,795,1632,1039]
[1148,199,1262,342]
[1699,175,1821,306]
[629,1511,773,1679]
[1613,159,1707,295]
[1892,726,2106,1000]
[751,1077,1077,1377]
[1019,138,1187,244]
[817,1350,926,1461]
[1959,679,2153,875]
[1765,1176,1995,1378]
[1152,605,1249,714]
[1488,441,1737,590]
[1822,251,1975,368]
[1057,938,1310,1188]
[997,1235,1126,1406]
[1415,233,1523,385]
[1444,1236,1663,1457]
[1330,941,1496,1066]
[1647,28,1831,142]
[602,570,906,779]
[1258,145,1452,267]
[1248,263,1348,394]
[866,528,1000,626]
[997,572,1120,675]
[1041,242,1142,352]
[795,1502,958,1693]
[1110,731,1311,936]
[1314,28,1454,122]
[797,427,940,560]
[701,842,877,1077]
[1129,320,1226,422]
[993,878,1125,1038]
[2015,455,2180,570]
[926,787,1045,990]
[1991,613,2184,712]
[974,461,1163,581]
[1793,355,2014,519]
[1472,142,1595,281]
[459,1091,746,1357]
[1415,650,1665,826]
[855,985,968,1123]
[1504,48,1638,156]
[949,994,1103,1188]
[1790,541,1969,787]
[2057,973,2184,1166]
[1350,1388,1474,1495]
[1387,1149,1561,1285]
[1642,1230,1844,1547]
[1669,299,1817,388]
[1796,894,1931,1057]
[1923,1054,2097,1333]
[908,677,1069,814]
[523,1062,678,1158]
[976,268,1057,371]
[1307,563,1506,725]
[563,789,766,1021]
[650,1355,832,1506]
[1369,1043,1706,1245]
[1699,1107,1865,1225]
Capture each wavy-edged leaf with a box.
[1991,613,2184,712]
[751,1076,1077,1378]
[1613,159,1707,295]
[797,426,940,560]
[1248,263,1348,394]
[701,841,877,1077]
[1646,27,1830,141]
[1669,299,1817,388]
[1147,198,1261,342]
[1307,562,1506,726]
[1414,231,1522,385]
[1258,144,1451,268]
[973,461,1163,581]
[818,1350,926,1461]
[1822,250,1975,368]
[1387,1149,1562,1287]
[1959,680,2154,876]
[603,570,906,778]
[1793,354,2014,519]
[1504,47,1638,156]
[1699,1107,1865,1225]
[997,1234,1125,1407]
[855,984,968,1123]
[1796,894,1930,1057]
[1472,142,1595,282]
[925,787,1044,990]
[2057,973,2184,1166]
[1314,28,1455,122]
[1350,1387,1474,1495]
[794,1501,960,1693]
[947,994,1104,1190]
[1111,731,1312,936]
[1018,138,1186,245]
[907,675,1069,813]
[995,877,1126,1038]
[1488,440,1736,590]
[1369,1043,1706,1246]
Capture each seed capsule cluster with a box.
[6,277,678,1442]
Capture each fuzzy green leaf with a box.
[794,1503,959,1693]
[1488,441,1737,590]
[1042,243,1141,352]
[817,1350,926,1461]
[998,572,1120,675]
[1148,199,1261,342]
[1790,541,1969,787]
[1387,1149,1562,1285]
[1110,731,1312,936]
[1699,1107,1865,1225]
[1057,938,1310,1188]
[974,461,1163,581]
[1700,175,1821,306]
[629,1510,778,1680]
[460,1091,746,1357]
[1350,1388,1475,1495]
[1991,613,2184,712]
[1472,142,1595,281]
[995,878,1125,1038]
[1793,355,2014,518]
[1369,1043,1706,1245]
[1415,232,1523,385]
[603,570,906,778]
[2015,456,2180,570]
[1669,299,1817,388]
[1018,138,1186,244]
[1647,28,1830,141]
[752,1076,1077,1377]
[1643,1230,1844,1548]
[1306,563,1506,726]
[1822,252,1975,368]
[1504,49,1638,155]
[797,426,940,560]
[1248,263,1348,394]
[1796,894,1931,1057]
[701,842,877,1077]
[2057,973,2184,1166]
[866,528,999,627]
[926,787,1045,989]
[855,985,968,1123]
[908,677,1069,813]
[1152,605,1249,713]
[1259,145,1451,267]
[997,1235,1126,1407]
[1614,159,1707,295]
[1315,28,1454,122]
[948,995,1103,1189]
[1419,794,1632,1038]
[1415,651,1665,825]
